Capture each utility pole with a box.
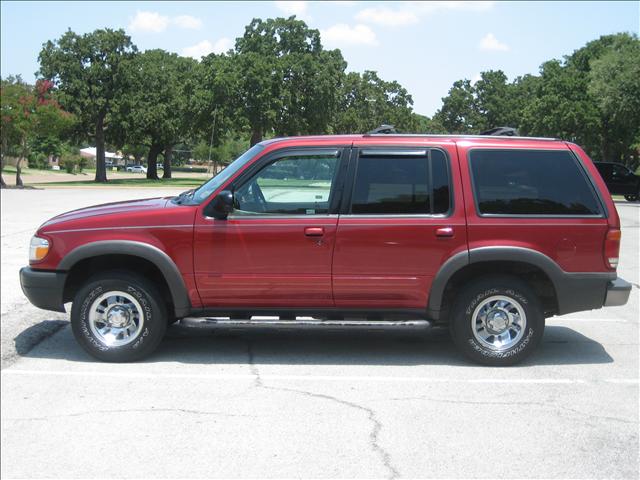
[207,109,217,175]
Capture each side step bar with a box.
[179,317,432,331]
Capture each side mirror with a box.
[205,190,234,219]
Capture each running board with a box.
[179,317,432,331]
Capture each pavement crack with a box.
[246,340,399,479]
[390,395,638,425]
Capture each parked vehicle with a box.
[594,162,640,202]
[20,132,631,365]
[126,165,147,173]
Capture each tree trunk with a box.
[15,158,23,187]
[0,138,7,188]
[146,144,162,180]
[162,145,173,179]
[15,137,27,187]
[94,115,107,183]
[250,125,263,146]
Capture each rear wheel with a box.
[71,271,167,362]
[450,275,544,366]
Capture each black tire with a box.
[71,271,167,362]
[624,192,639,202]
[450,275,544,366]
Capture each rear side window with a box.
[351,149,450,215]
[469,149,601,216]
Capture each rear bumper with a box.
[19,267,67,313]
[604,277,632,307]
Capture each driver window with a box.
[234,154,339,215]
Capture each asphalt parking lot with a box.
[1,188,638,479]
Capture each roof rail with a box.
[365,124,397,135]
[480,126,519,136]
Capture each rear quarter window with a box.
[469,149,602,216]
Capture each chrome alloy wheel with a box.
[471,295,527,351]
[88,291,144,347]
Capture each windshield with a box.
[188,144,265,204]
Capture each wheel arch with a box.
[59,240,191,318]
[427,247,564,322]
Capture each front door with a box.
[332,144,468,310]
[194,148,347,309]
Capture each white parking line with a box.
[1,369,637,385]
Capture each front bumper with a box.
[19,267,67,313]
[604,277,632,307]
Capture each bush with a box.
[28,152,50,170]
[60,153,82,173]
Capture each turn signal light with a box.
[604,229,621,269]
[29,236,50,262]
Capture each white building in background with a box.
[79,147,124,167]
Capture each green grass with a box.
[31,177,209,187]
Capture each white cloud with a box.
[320,24,378,47]
[355,1,495,28]
[174,15,203,30]
[274,1,311,20]
[355,7,419,27]
[129,11,170,33]
[479,33,509,51]
[182,38,233,59]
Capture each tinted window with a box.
[351,150,450,215]
[234,154,339,215]
[469,150,601,215]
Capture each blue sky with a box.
[2,1,638,116]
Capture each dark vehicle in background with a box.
[594,162,640,202]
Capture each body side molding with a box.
[58,240,191,317]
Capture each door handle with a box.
[304,227,325,237]
[435,227,454,237]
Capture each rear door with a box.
[332,143,468,310]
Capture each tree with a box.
[234,17,347,144]
[588,36,640,164]
[38,28,137,182]
[0,77,74,186]
[118,49,200,179]
[434,79,480,133]
[332,71,418,134]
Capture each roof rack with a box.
[365,124,397,135]
[479,126,519,136]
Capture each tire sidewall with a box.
[452,278,544,366]
[71,274,166,362]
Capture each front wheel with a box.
[624,191,639,202]
[71,271,167,362]
[450,276,545,366]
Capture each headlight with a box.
[29,236,50,262]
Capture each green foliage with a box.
[38,28,137,182]
[116,49,201,178]
[332,71,417,134]
[435,32,640,166]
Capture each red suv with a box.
[20,134,631,365]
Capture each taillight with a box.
[604,229,621,269]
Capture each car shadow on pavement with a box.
[17,322,613,367]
